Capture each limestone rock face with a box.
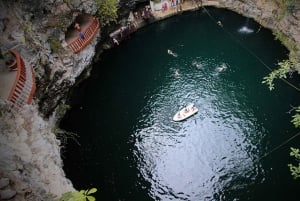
[220,0,300,54]
[0,101,74,201]
[0,0,299,201]
[0,0,99,117]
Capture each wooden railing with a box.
[7,50,36,111]
[68,18,100,53]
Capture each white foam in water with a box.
[238,26,254,34]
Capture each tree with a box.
[95,0,118,25]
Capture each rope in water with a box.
[201,6,300,92]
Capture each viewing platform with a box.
[0,50,36,110]
[65,14,100,54]
[105,0,220,48]
[150,0,220,19]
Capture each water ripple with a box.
[133,57,264,200]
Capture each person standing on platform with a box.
[74,22,85,39]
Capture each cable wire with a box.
[202,7,300,162]
[201,6,300,92]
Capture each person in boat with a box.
[184,108,189,113]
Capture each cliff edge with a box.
[0,0,299,200]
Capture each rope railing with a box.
[68,17,100,53]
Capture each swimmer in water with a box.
[167,49,178,57]
[192,61,201,68]
[174,69,180,77]
[216,63,227,72]
[217,21,223,27]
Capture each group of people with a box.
[111,21,137,46]
[133,5,153,21]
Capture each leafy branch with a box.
[262,60,292,91]
[288,147,300,179]
[59,188,97,201]
[291,106,300,128]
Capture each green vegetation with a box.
[262,60,292,91]
[262,31,300,91]
[95,0,118,25]
[277,0,296,19]
[59,188,97,201]
[291,106,300,128]
[63,0,73,4]
[280,0,296,12]
[262,25,300,180]
[274,31,299,59]
[288,147,300,179]
[48,37,62,53]
[24,20,32,34]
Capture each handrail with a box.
[68,18,100,53]
[7,50,22,101]
[7,50,36,110]
[27,65,36,104]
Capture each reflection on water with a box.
[133,58,264,200]
[61,8,300,201]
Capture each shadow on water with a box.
[60,7,300,201]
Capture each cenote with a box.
[61,7,300,201]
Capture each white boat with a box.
[173,103,198,122]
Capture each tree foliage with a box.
[262,60,292,91]
[288,147,300,179]
[291,106,300,128]
[95,0,118,25]
[59,188,97,201]
[261,30,300,178]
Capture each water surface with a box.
[61,8,300,201]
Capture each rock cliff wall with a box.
[220,0,300,62]
[0,0,99,200]
[0,0,299,200]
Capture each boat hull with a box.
[173,104,198,121]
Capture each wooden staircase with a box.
[68,18,100,53]
[7,50,36,111]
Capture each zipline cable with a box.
[202,6,300,92]
[257,131,300,161]
[202,7,300,162]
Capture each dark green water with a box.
[61,8,300,201]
